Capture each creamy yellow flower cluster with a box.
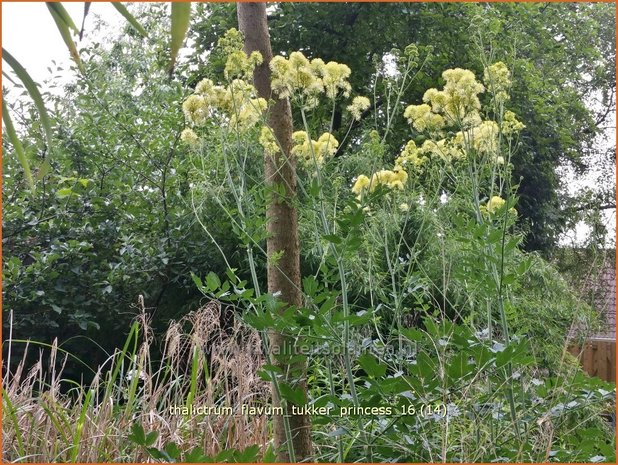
[480,195,517,216]
[483,62,511,103]
[258,127,279,156]
[224,49,264,80]
[410,138,466,164]
[414,68,486,126]
[291,131,339,167]
[403,104,446,133]
[470,120,499,155]
[347,96,371,121]
[180,31,268,145]
[352,166,408,197]
[395,140,427,169]
[502,110,525,135]
[486,195,505,212]
[401,65,524,163]
[257,127,339,168]
[182,77,266,132]
[270,51,352,105]
[349,65,523,200]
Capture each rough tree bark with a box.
[237,3,312,461]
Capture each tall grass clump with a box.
[2,300,270,462]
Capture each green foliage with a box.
[3,48,54,155]
[196,265,614,462]
[2,5,236,377]
[169,3,192,74]
[46,2,84,73]
[111,3,149,38]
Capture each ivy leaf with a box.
[205,272,221,292]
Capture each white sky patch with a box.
[2,2,121,92]
[382,52,400,79]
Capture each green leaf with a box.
[347,208,365,227]
[343,311,373,326]
[234,444,260,462]
[163,442,181,460]
[190,272,205,293]
[323,234,342,244]
[496,342,529,368]
[2,70,19,86]
[169,2,191,75]
[215,449,235,462]
[243,310,275,331]
[411,352,436,379]
[70,389,92,462]
[279,383,306,406]
[36,159,52,181]
[447,352,474,379]
[185,446,210,463]
[399,327,425,342]
[2,99,33,188]
[56,187,75,198]
[145,447,168,461]
[2,49,54,152]
[111,3,149,38]
[262,444,277,463]
[128,422,146,445]
[205,272,221,292]
[516,258,532,276]
[501,273,516,286]
[144,430,158,447]
[260,364,283,376]
[309,177,320,197]
[358,353,387,378]
[302,275,319,297]
[46,3,84,73]
[47,2,79,32]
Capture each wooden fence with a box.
[568,338,616,383]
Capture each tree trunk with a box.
[237,3,312,461]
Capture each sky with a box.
[2,2,120,85]
[1,2,615,247]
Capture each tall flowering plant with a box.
[180,30,612,463]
